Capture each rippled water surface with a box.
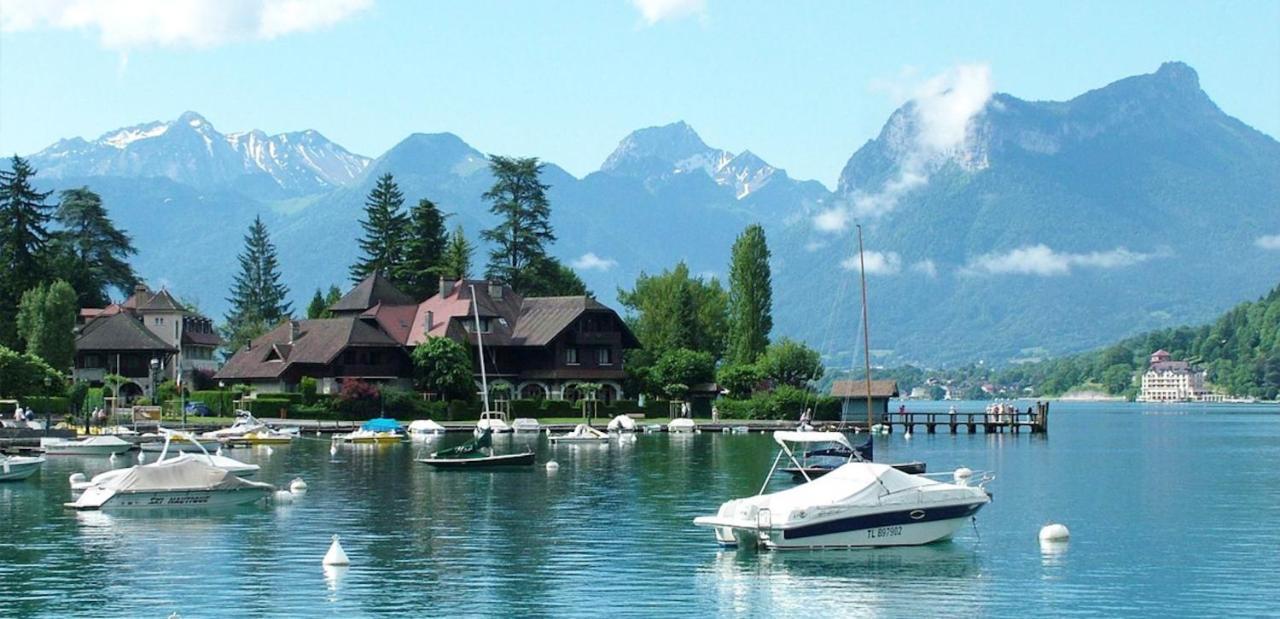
[2,402,1278,617]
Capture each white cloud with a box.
[804,240,828,252]
[840,251,901,275]
[0,0,372,49]
[631,0,705,25]
[911,259,938,277]
[1256,234,1280,250]
[818,63,994,231]
[962,244,1158,276]
[571,252,618,272]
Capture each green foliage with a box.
[395,198,450,299]
[18,396,70,417]
[651,348,715,394]
[758,338,823,388]
[154,379,179,405]
[299,376,318,405]
[520,256,590,297]
[481,156,555,293]
[247,398,293,419]
[188,390,236,416]
[411,338,475,400]
[351,173,410,283]
[727,224,773,365]
[617,261,729,384]
[0,345,65,397]
[0,156,55,349]
[16,279,77,371]
[716,386,839,421]
[84,387,105,412]
[439,225,474,280]
[224,216,290,353]
[306,289,328,319]
[716,363,763,399]
[47,187,138,307]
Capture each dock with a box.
[879,402,1050,434]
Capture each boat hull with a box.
[0,457,44,481]
[139,441,221,453]
[43,444,132,456]
[708,501,986,549]
[67,487,272,510]
[549,437,611,444]
[417,452,535,468]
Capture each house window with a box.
[84,354,102,368]
[565,348,579,365]
[154,317,164,326]
[464,318,491,333]
[597,348,612,366]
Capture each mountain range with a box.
[25,62,1280,367]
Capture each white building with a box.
[1138,349,1207,402]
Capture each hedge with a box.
[256,392,303,405]
[189,390,237,416]
[5,396,72,417]
[715,390,841,421]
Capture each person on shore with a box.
[12,405,24,424]
[711,405,719,421]
[948,404,957,417]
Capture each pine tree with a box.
[350,174,409,282]
[0,156,55,348]
[48,187,138,307]
[481,156,555,292]
[440,225,474,281]
[223,216,291,352]
[726,224,773,365]
[306,289,328,319]
[325,285,342,306]
[395,197,449,298]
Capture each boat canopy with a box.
[408,419,445,432]
[361,418,403,432]
[607,415,637,431]
[773,431,854,450]
[745,462,939,514]
[102,457,266,493]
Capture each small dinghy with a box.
[550,424,610,444]
[511,418,541,433]
[41,435,133,456]
[417,428,534,469]
[408,419,447,440]
[606,415,637,433]
[668,418,696,433]
[0,454,45,481]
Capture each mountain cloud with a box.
[961,245,1162,276]
[1255,234,1280,250]
[841,251,902,275]
[571,252,619,272]
[631,0,706,25]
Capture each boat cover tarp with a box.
[102,457,266,492]
[748,463,939,514]
[408,419,445,432]
[773,431,854,450]
[607,415,636,431]
[361,418,403,432]
[805,438,873,462]
[434,429,492,458]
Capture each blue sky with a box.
[1,0,1277,187]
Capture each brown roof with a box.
[137,288,185,312]
[214,317,403,380]
[330,273,415,314]
[513,297,615,346]
[830,380,899,399]
[361,302,419,345]
[76,313,177,353]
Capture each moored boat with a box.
[418,428,534,469]
[408,419,447,439]
[335,418,406,444]
[550,424,610,444]
[607,415,637,433]
[511,418,541,433]
[1,454,45,481]
[65,456,273,510]
[40,435,133,456]
[475,411,512,435]
[668,418,696,433]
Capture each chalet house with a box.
[215,274,640,402]
[73,285,222,401]
[831,379,900,422]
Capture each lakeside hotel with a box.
[1137,349,1214,402]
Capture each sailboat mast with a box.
[469,284,491,412]
[856,224,874,431]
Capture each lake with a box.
[2,401,1277,617]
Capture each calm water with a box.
[2,401,1278,618]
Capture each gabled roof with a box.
[830,380,900,399]
[76,313,177,353]
[362,302,418,345]
[329,273,415,314]
[137,288,185,312]
[215,317,403,380]
[513,296,637,346]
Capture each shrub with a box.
[84,387,105,412]
[300,377,318,405]
[0,345,65,398]
[248,398,292,419]
[19,396,71,416]
[333,380,381,419]
[256,392,303,405]
[189,390,236,416]
[716,363,763,399]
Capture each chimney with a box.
[426,310,434,332]
[489,281,503,300]
[289,320,300,344]
[134,283,148,298]
[439,277,454,298]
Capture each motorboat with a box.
[511,418,541,433]
[70,431,259,492]
[1,454,45,481]
[668,418,696,433]
[65,456,273,510]
[475,411,512,435]
[40,435,133,456]
[408,419,447,439]
[235,427,297,445]
[417,428,534,469]
[335,418,405,444]
[90,425,140,436]
[693,432,992,549]
[139,435,221,453]
[607,415,637,433]
[549,424,610,444]
[201,411,267,440]
[775,431,926,482]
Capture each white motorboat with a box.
[40,435,133,456]
[668,418,696,433]
[201,410,266,440]
[408,419,447,439]
[607,415,637,433]
[70,432,260,492]
[511,418,541,433]
[693,432,992,549]
[65,456,273,510]
[139,437,221,453]
[475,411,512,435]
[549,424,610,444]
[235,427,297,445]
[1,455,45,481]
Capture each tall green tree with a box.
[223,216,291,352]
[48,187,138,307]
[439,225,474,281]
[481,156,555,292]
[726,224,773,365]
[395,197,449,298]
[15,280,78,371]
[306,289,328,319]
[617,262,728,361]
[522,256,590,297]
[757,338,823,388]
[350,174,409,283]
[0,156,55,348]
[411,337,475,400]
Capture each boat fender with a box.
[290,478,308,493]
[545,460,560,471]
[1039,523,1070,542]
[324,535,350,565]
[953,468,973,485]
[68,473,86,487]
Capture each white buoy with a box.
[265,445,274,456]
[545,460,559,472]
[1039,523,1070,542]
[323,535,350,565]
[904,430,912,439]
[290,477,308,493]
[274,489,295,503]
[329,444,337,458]
[108,452,116,463]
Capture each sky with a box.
[1,0,1278,188]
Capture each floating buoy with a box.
[290,477,308,493]
[545,460,559,472]
[108,452,116,463]
[265,445,274,457]
[904,430,912,440]
[1039,523,1070,542]
[274,489,295,503]
[323,535,350,565]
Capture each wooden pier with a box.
[878,402,1049,434]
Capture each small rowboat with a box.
[417,428,533,469]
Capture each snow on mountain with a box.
[30,111,369,196]
[601,121,785,198]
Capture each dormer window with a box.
[464,318,492,334]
